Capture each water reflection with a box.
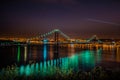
[32,46,37,60]
[1,43,120,77]
[24,46,27,62]
[79,50,95,70]
[116,47,120,62]
[102,46,118,62]
[17,44,20,62]
[19,48,102,76]
[96,48,102,63]
[68,44,75,56]
[43,44,47,61]
[28,46,32,60]
[53,44,59,59]
[49,45,53,60]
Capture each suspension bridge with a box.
[26,29,102,44]
[0,29,103,46]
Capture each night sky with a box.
[0,0,120,39]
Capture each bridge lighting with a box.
[54,29,59,32]
[112,41,115,44]
[25,29,103,44]
[43,39,48,44]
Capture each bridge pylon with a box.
[54,30,59,54]
[54,31,59,44]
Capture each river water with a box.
[0,44,120,76]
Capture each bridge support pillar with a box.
[55,31,59,44]
[54,31,59,54]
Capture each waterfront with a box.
[0,44,120,71]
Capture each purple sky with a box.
[0,0,120,39]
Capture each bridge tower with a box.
[54,29,59,54]
[54,31,59,44]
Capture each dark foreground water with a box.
[0,44,120,76]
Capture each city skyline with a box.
[0,0,120,39]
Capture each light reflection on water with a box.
[24,46,27,62]
[43,44,47,61]
[19,46,102,76]
[0,44,120,76]
[116,47,120,62]
[17,45,20,62]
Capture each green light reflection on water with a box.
[25,65,31,76]
[78,50,95,70]
[17,45,20,62]
[31,63,35,74]
[18,49,102,76]
[20,66,24,75]
[40,62,42,71]
[35,63,39,73]
[47,60,50,67]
